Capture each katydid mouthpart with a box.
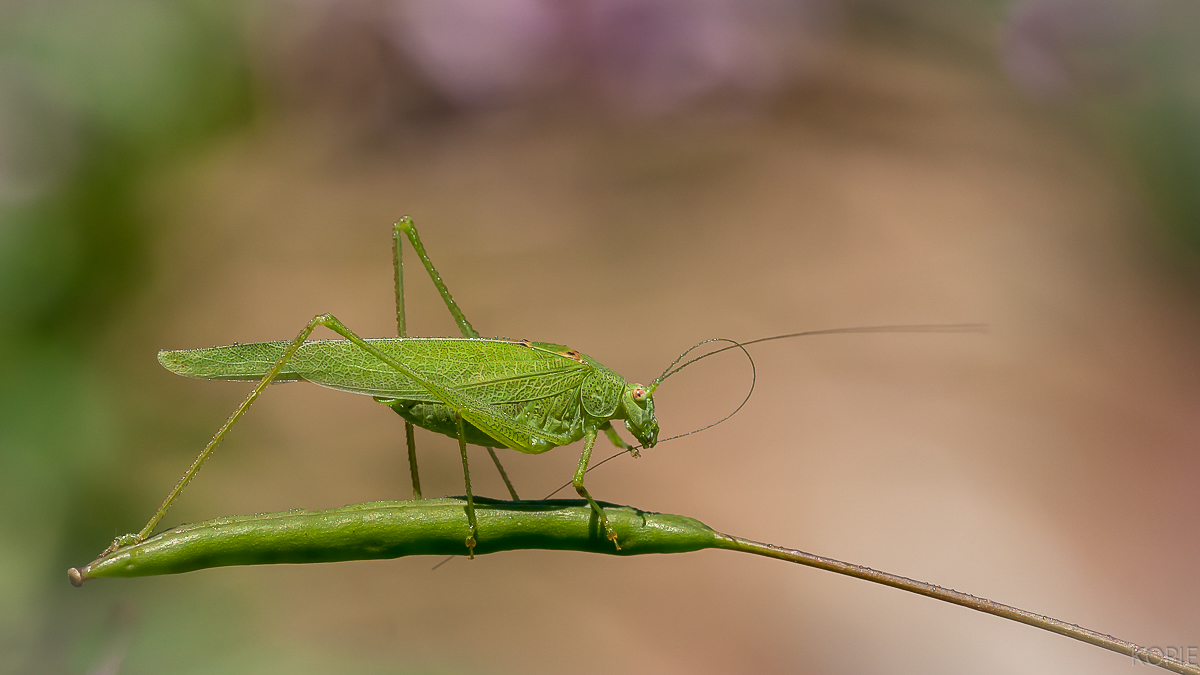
[100,217,984,562]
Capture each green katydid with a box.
[112,217,658,558]
[102,217,982,562]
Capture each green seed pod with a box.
[69,498,720,585]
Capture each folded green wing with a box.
[158,338,590,405]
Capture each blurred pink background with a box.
[3,1,1199,674]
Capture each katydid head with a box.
[622,383,659,448]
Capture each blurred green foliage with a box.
[1105,5,1200,266]
[0,1,254,672]
[0,0,253,339]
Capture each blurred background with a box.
[2,0,1199,673]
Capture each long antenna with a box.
[542,323,987,498]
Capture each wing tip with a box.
[157,348,201,377]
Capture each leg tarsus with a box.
[100,533,141,558]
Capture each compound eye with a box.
[631,386,647,403]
